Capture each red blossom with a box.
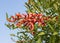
[32,31,35,35]
[7,13,47,31]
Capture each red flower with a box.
[7,13,47,31]
[7,16,16,22]
[26,22,34,31]
[16,13,22,20]
[28,13,33,19]
[38,22,41,27]
[32,31,35,35]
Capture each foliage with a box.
[6,0,60,43]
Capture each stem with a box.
[49,35,55,43]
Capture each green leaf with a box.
[48,23,54,32]
[52,17,56,21]
[38,32,45,36]
[5,23,11,29]
[34,23,38,29]
[6,12,8,18]
[11,24,15,29]
[53,3,58,10]
[36,37,42,43]
[53,32,58,35]
[10,34,15,36]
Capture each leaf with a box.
[34,23,40,31]
[36,37,42,43]
[34,23,38,29]
[52,17,56,21]
[48,23,54,32]
[53,32,58,35]
[38,32,45,36]
[5,23,11,29]
[11,24,16,29]
[6,12,8,18]
[10,34,15,36]
[53,4,58,10]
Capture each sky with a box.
[0,0,27,43]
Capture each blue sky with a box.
[0,0,27,43]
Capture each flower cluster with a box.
[7,13,49,31]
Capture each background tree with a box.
[6,0,60,43]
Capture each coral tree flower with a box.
[7,13,47,31]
